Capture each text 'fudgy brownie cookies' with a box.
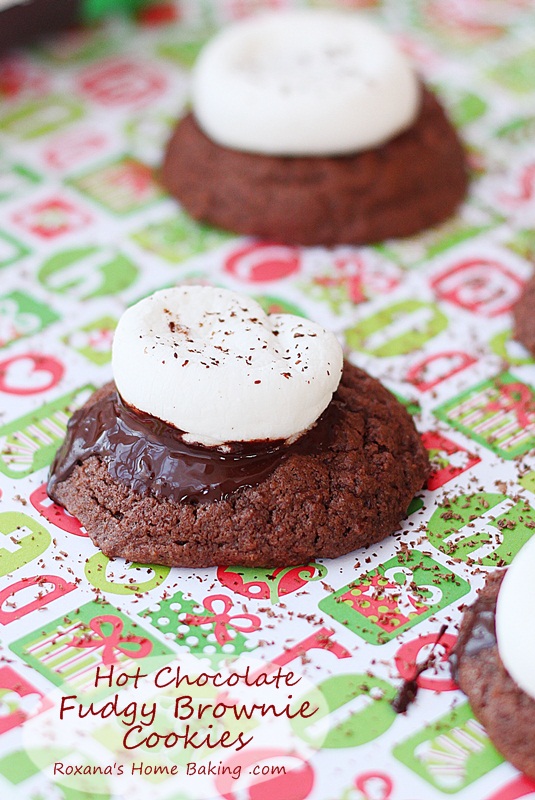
[161,10,468,247]
[48,286,429,568]
[450,536,535,780]
[513,274,535,357]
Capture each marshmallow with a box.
[112,286,343,446]
[496,535,535,701]
[192,10,420,156]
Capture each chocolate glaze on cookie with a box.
[47,362,429,567]
[450,571,535,780]
[48,387,342,506]
[162,88,468,246]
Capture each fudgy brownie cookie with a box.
[513,275,535,357]
[162,87,468,247]
[48,362,429,568]
[450,571,535,780]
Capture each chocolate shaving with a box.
[392,624,448,713]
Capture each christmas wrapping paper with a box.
[1,1,535,798]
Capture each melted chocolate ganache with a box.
[48,388,343,505]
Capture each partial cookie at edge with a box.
[451,572,535,781]
[513,275,535,357]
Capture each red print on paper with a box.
[500,163,535,208]
[225,243,301,283]
[77,58,167,107]
[406,351,476,392]
[66,615,153,666]
[394,632,457,692]
[43,129,108,171]
[422,431,481,490]
[30,483,87,537]
[13,197,91,239]
[0,57,49,99]
[0,353,64,396]
[182,594,261,645]
[0,666,49,734]
[431,259,524,316]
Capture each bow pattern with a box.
[183,594,261,646]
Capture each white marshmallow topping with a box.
[112,286,343,447]
[192,10,420,156]
[496,535,535,701]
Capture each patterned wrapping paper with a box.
[1,1,535,798]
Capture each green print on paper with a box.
[292,673,396,749]
[345,300,448,357]
[63,315,117,365]
[0,384,94,479]
[10,600,174,702]
[85,552,170,595]
[300,276,357,315]
[142,590,258,664]
[38,246,137,300]
[393,703,503,793]
[68,156,164,215]
[376,206,500,269]
[0,96,84,139]
[0,291,59,349]
[431,82,487,128]
[490,329,533,366]
[496,116,535,144]
[319,550,469,645]
[81,0,148,22]
[0,162,41,202]
[0,512,51,577]
[124,113,175,169]
[0,748,43,785]
[520,471,535,495]
[427,493,535,565]
[12,749,113,798]
[0,231,30,269]
[0,746,75,786]
[434,372,535,459]
[157,38,210,68]
[132,213,232,263]
[406,496,424,516]
[449,90,487,127]
[507,228,535,262]
[253,295,307,319]
[407,221,495,263]
[489,48,535,93]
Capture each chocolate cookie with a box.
[48,362,429,568]
[161,88,468,247]
[450,571,535,780]
[513,275,535,357]
[0,0,78,54]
